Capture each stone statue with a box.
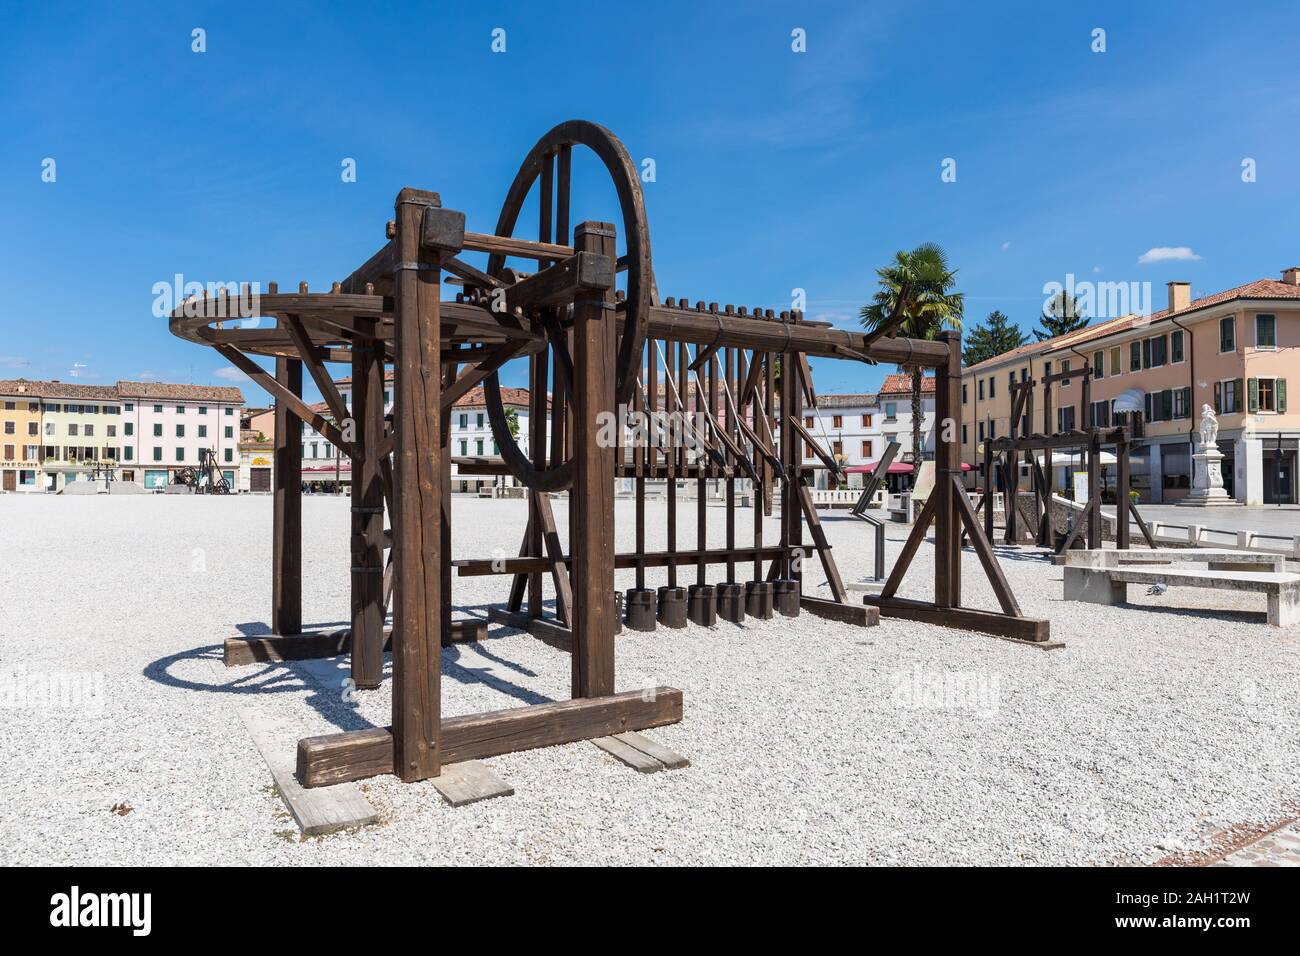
[1198,404,1218,448]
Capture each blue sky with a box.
[3,1,1300,403]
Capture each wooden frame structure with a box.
[171,120,1046,790]
[987,362,1153,553]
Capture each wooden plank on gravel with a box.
[613,731,689,770]
[237,708,378,836]
[431,760,514,806]
[591,735,664,773]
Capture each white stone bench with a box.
[1063,565,1300,626]
[1058,548,1287,573]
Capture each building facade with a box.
[960,270,1300,505]
[0,379,245,492]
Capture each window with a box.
[1008,371,1015,390]
[46,403,60,413]
[384,391,391,405]
[492,441,498,455]
[176,424,184,437]
[459,414,468,428]
[977,422,985,441]
[962,383,968,404]
[225,407,233,416]
[804,416,814,428]
[68,424,78,436]
[152,447,162,461]
[1129,341,1141,371]
[804,442,814,459]
[198,425,207,438]
[1148,335,1167,368]
[831,440,843,456]
[978,379,985,400]
[459,439,468,455]
[176,405,185,413]
[989,421,996,438]
[1093,351,1104,378]
[1020,368,1028,382]
[1,401,11,410]
[1056,406,1076,431]
[1219,316,1235,353]
[1171,329,1184,363]
[831,415,842,428]
[1043,361,1052,380]
[1250,377,1286,413]
[107,425,116,437]
[476,413,485,428]
[1060,360,1071,386]
[476,438,484,455]
[224,449,233,462]
[176,447,184,462]
[198,406,208,415]
[124,447,133,461]
[884,402,897,420]
[2,422,11,434]
[125,403,134,411]
[224,426,233,439]
[1089,400,1110,428]
[1256,314,1277,350]
[2,445,12,460]
[989,377,996,398]
[44,422,53,436]
[861,440,872,458]
[27,421,37,436]
[861,414,872,427]
[961,424,968,444]
[153,405,163,413]
[1216,379,1242,414]
[1172,387,1191,420]
[125,422,133,436]
[153,423,162,437]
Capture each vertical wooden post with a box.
[780,345,804,584]
[1087,431,1101,548]
[391,188,443,781]
[527,349,549,617]
[272,355,302,636]
[570,221,617,699]
[933,331,962,609]
[440,364,454,646]
[1117,434,1131,549]
[982,440,994,542]
[350,326,385,688]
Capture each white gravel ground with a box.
[1,493,1297,866]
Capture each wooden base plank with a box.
[237,708,379,836]
[224,620,486,666]
[614,731,689,770]
[800,595,880,627]
[863,595,1060,648]
[591,735,663,773]
[487,607,574,651]
[297,686,684,788]
[430,760,514,806]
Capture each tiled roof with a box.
[0,379,118,400]
[1041,278,1300,354]
[333,371,396,387]
[115,381,245,403]
[453,386,539,408]
[878,373,935,396]
[817,392,878,408]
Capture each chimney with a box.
[1282,267,1300,285]
[1167,281,1191,313]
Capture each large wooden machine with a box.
[170,121,1047,789]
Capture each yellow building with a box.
[36,382,124,490]
[0,380,45,492]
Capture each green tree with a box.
[860,243,964,465]
[504,406,520,439]
[1034,290,1088,341]
[963,310,1027,366]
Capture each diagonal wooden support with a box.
[951,476,1021,617]
[879,490,939,600]
[796,480,847,603]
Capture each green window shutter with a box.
[1160,390,1173,420]
[1248,377,1259,413]
[1279,378,1287,414]
[1233,378,1243,413]
[1183,386,1192,418]
[1213,382,1221,414]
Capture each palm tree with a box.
[860,243,963,471]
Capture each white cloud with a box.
[1000,241,1011,251]
[213,366,249,382]
[1092,266,1102,273]
[1137,246,1201,265]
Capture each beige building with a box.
[961,269,1300,504]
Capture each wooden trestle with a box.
[171,120,1047,790]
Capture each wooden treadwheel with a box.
[482,120,656,492]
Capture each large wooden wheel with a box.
[483,120,656,492]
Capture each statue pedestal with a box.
[1180,442,1234,506]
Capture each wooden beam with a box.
[390,187,443,782]
[455,545,792,576]
[296,688,684,788]
[503,251,613,312]
[272,357,302,637]
[570,221,618,699]
[864,596,1056,646]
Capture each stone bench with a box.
[1063,565,1300,627]
[1057,548,1287,573]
